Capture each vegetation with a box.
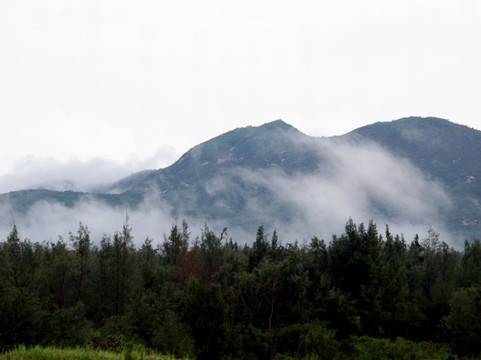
[2,218,481,359]
[0,339,455,360]
[350,116,481,239]
[0,344,183,359]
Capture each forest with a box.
[1,218,481,359]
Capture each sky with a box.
[1,0,481,190]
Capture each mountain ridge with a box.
[1,117,480,243]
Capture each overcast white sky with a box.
[1,0,480,189]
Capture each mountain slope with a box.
[1,117,480,243]
[116,120,326,228]
[347,117,481,186]
[346,117,481,238]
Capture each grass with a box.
[351,336,454,360]
[0,339,471,360]
[0,345,186,360]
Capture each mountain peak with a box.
[388,116,457,129]
[4,116,481,243]
[346,117,479,142]
[259,119,297,131]
[351,116,469,134]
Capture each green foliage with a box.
[443,287,481,357]
[70,222,92,303]
[0,345,187,359]
[0,218,480,358]
[42,301,91,347]
[162,221,189,267]
[352,336,453,360]
[274,321,340,359]
[0,227,44,348]
[182,278,227,360]
[459,239,481,287]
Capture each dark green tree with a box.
[459,239,481,287]
[162,220,189,267]
[443,287,481,356]
[0,226,43,349]
[182,278,227,360]
[69,222,91,303]
[112,217,136,316]
[249,225,269,270]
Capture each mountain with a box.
[108,120,325,229]
[347,117,481,188]
[346,117,481,239]
[1,117,481,243]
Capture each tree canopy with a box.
[0,218,479,359]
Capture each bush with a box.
[352,336,451,360]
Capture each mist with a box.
[0,136,459,248]
[0,195,205,247]
[0,146,178,193]
[233,137,454,245]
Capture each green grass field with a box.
[0,345,186,360]
[0,339,461,360]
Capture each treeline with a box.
[1,218,481,359]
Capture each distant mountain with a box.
[111,120,325,228]
[1,117,480,243]
[347,117,481,187]
[346,117,481,239]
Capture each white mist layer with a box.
[0,138,457,247]
[233,138,453,245]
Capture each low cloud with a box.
[235,138,454,245]
[0,146,178,193]
[0,194,207,247]
[0,137,459,248]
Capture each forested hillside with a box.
[1,117,480,244]
[347,117,481,239]
[1,219,481,359]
